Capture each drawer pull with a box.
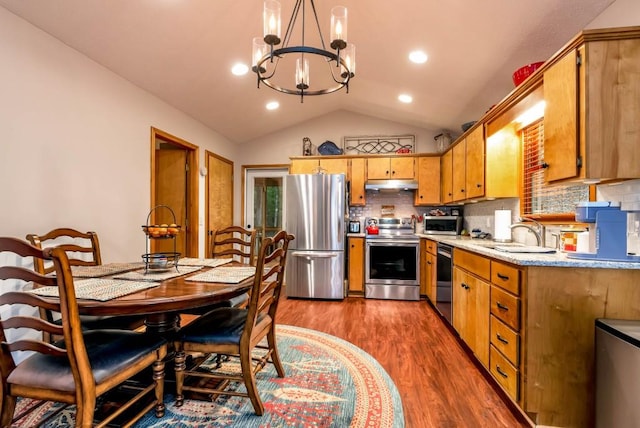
[496,365,509,378]
[496,334,509,344]
[427,261,432,265]
[496,302,509,311]
[496,273,509,281]
[461,283,470,290]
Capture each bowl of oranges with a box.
[142,223,181,239]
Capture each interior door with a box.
[155,148,187,255]
[206,151,233,257]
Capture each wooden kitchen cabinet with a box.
[414,156,441,205]
[349,157,366,206]
[347,237,364,294]
[452,141,466,202]
[464,127,484,200]
[423,239,437,303]
[543,30,640,182]
[443,125,487,203]
[367,156,415,180]
[290,157,348,175]
[452,248,490,367]
[440,150,453,204]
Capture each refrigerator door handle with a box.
[291,251,339,259]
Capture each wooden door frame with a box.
[241,164,289,226]
[150,127,199,257]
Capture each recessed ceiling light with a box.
[231,63,249,76]
[266,101,280,110]
[398,94,413,104]
[409,50,428,64]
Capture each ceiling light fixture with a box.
[409,50,428,64]
[398,94,413,103]
[252,0,355,103]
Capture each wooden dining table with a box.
[33,261,254,337]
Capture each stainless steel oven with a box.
[435,243,453,324]
[364,217,420,301]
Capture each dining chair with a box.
[174,230,295,415]
[0,237,167,427]
[182,225,257,315]
[210,225,257,266]
[26,228,146,342]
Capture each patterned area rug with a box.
[13,325,404,427]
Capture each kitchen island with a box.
[417,234,640,428]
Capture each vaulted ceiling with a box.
[0,0,614,143]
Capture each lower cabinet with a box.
[425,239,437,302]
[348,237,364,294]
[452,249,490,367]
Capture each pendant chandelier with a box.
[252,0,356,102]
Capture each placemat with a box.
[186,266,256,284]
[113,265,202,282]
[178,257,233,268]
[48,262,145,278]
[28,278,159,301]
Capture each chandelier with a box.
[252,0,356,102]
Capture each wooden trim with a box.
[150,127,199,257]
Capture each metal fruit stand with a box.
[141,205,181,273]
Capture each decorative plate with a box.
[317,140,343,155]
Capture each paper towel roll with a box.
[494,210,512,242]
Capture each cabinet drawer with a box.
[490,315,519,366]
[491,286,520,330]
[426,240,436,255]
[454,249,490,281]
[491,261,521,295]
[490,345,519,401]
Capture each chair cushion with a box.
[178,307,249,346]
[179,293,248,315]
[7,330,166,392]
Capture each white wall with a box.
[0,7,237,260]
[238,109,442,166]
[586,0,640,28]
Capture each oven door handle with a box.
[291,251,339,259]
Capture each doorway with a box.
[150,127,199,257]
[243,166,289,256]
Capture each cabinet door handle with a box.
[461,283,470,290]
[427,261,432,265]
[496,273,509,281]
[496,365,509,378]
[460,189,465,193]
[476,183,482,188]
[497,334,509,344]
[496,302,509,311]
[541,161,549,169]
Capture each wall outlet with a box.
[486,217,492,228]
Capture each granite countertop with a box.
[416,234,640,270]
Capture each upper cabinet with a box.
[415,156,441,205]
[441,150,453,204]
[367,156,415,180]
[349,158,366,206]
[290,158,348,175]
[543,28,640,183]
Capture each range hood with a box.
[364,179,419,191]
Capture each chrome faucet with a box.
[509,218,546,247]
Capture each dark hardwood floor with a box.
[277,296,530,428]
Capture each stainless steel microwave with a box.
[423,216,463,235]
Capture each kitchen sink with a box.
[468,241,526,250]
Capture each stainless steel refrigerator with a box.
[284,173,345,299]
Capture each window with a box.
[522,119,589,218]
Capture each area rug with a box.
[13,325,404,427]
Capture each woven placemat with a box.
[186,266,256,284]
[47,262,145,278]
[28,278,159,301]
[178,257,233,268]
[113,265,202,282]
